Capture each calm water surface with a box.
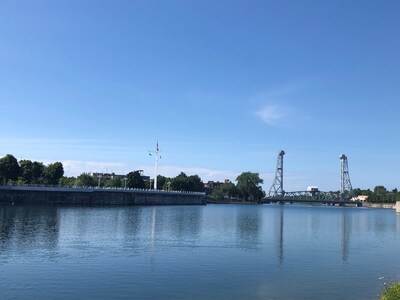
[1,204,399,299]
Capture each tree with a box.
[156,175,168,190]
[372,185,388,202]
[32,161,45,183]
[60,176,76,187]
[212,182,240,200]
[162,180,172,191]
[171,172,190,191]
[75,173,97,187]
[0,154,20,184]
[169,172,205,192]
[126,171,146,189]
[352,188,362,197]
[236,172,265,201]
[171,172,187,191]
[188,175,204,192]
[105,177,122,188]
[19,159,34,183]
[44,162,64,185]
[374,185,387,195]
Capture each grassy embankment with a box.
[380,282,400,300]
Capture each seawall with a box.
[362,202,396,209]
[0,186,206,205]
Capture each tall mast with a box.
[154,141,159,190]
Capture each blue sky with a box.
[1,0,399,191]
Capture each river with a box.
[0,204,399,299]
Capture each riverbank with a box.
[207,200,258,204]
[362,202,396,209]
[208,198,398,209]
[380,282,400,299]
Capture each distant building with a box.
[307,186,319,192]
[90,172,124,180]
[205,179,232,189]
[136,170,150,182]
[307,186,319,196]
[355,195,369,202]
[204,180,233,195]
[204,181,223,189]
[91,171,150,183]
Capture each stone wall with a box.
[0,186,206,205]
[362,202,396,209]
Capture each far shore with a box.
[208,199,397,209]
[362,202,396,209]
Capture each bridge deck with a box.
[262,197,362,206]
[263,190,362,206]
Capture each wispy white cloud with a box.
[256,104,287,125]
[252,81,313,126]
[45,160,128,176]
[137,164,240,182]
[49,159,241,182]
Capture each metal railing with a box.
[0,183,205,195]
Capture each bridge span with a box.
[262,191,362,206]
[263,151,361,206]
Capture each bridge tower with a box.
[269,150,285,197]
[339,154,353,197]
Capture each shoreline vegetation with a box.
[1,154,400,204]
[380,282,400,300]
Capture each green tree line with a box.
[0,154,64,185]
[353,186,400,203]
[0,154,208,191]
[3,154,399,203]
[208,171,265,202]
[0,154,266,199]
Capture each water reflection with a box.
[152,206,202,240]
[1,204,398,265]
[270,206,366,264]
[0,205,59,252]
[340,210,350,262]
[236,207,261,249]
[274,206,284,264]
[55,206,203,249]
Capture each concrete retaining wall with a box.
[362,202,396,209]
[0,186,206,205]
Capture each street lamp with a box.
[123,177,127,189]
